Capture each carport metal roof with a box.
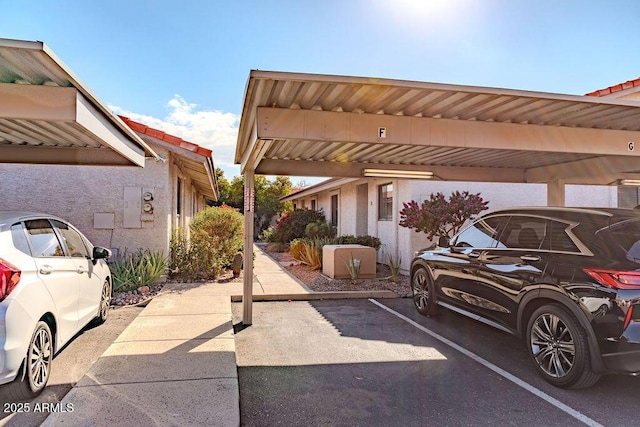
[236,70,640,326]
[236,70,640,186]
[0,38,159,167]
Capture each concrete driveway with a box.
[233,298,640,427]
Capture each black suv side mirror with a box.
[438,236,450,248]
[93,246,112,261]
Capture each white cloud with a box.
[110,95,325,186]
[110,95,241,178]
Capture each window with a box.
[177,178,183,216]
[499,217,546,250]
[453,216,504,249]
[52,220,89,258]
[24,219,64,257]
[378,183,393,220]
[11,223,31,256]
[311,199,317,211]
[331,194,339,227]
[498,216,580,253]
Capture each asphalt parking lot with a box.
[0,306,143,427]
[233,298,640,427]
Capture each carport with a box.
[235,70,640,325]
[0,38,159,166]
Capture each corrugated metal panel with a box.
[0,38,159,164]
[0,118,104,147]
[249,75,640,129]
[236,71,640,173]
[263,139,595,170]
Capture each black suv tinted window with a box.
[500,216,545,250]
[544,220,580,253]
[453,216,505,248]
[608,218,640,262]
[499,215,580,253]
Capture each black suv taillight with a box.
[0,258,21,302]
[583,268,640,290]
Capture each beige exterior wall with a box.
[0,146,209,258]
[289,179,617,274]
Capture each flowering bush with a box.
[399,191,489,239]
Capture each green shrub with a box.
[170,228,223,280]
[169,206,244,280]
[272,209,326,243]
[110,249,167,293]
[354,235,381,250]
[190,206,244,268]
[332,235,381,250]
[261,225,277,242]
[304,220,336,239]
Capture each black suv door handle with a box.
[520,255,541,262]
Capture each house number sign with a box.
[244,187,255,212]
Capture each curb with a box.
[230,290,398,302]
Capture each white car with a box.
[0,212,112,399]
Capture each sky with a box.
[3,0,640,184]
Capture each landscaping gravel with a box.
[267,249,412,297]
[110,250,411,309]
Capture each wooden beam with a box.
[0,145,135,166]
[525,155,640,183]
[0,83,76,121]
[256,107,640,157]
[256,158,526,182]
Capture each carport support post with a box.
[243,170,255,325]
[547,179,566,207]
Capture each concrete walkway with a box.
[42,244,395,426]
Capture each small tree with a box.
[399,191,489,239]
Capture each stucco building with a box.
[0,117,217,257]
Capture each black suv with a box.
[410,207,640,389]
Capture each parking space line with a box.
[369,299,604,427]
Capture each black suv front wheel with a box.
[526,304,600,389]
[411,266,436,317]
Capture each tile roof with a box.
[585,77,640,97]
[119,116,213,157]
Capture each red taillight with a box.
[0,258,21,302]
[624,305,634,330]
[583,268,640,290]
